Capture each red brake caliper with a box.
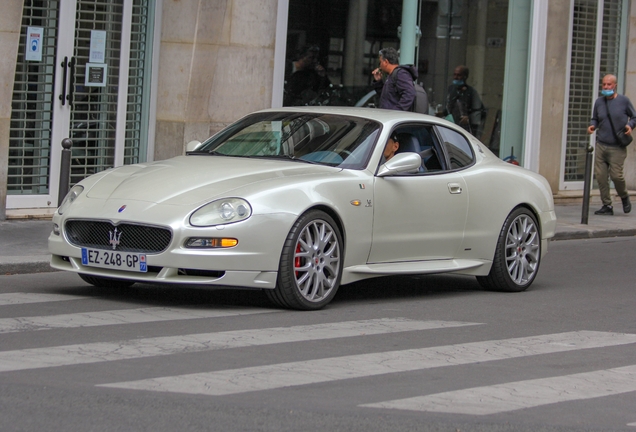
[295,243,302,277]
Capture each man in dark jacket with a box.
[587,74,635,215]
[446,65,484,136]
[371,47,416,111]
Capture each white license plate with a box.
[81,248,147,272]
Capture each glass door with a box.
[560,0,627,190]
[69,1,124,185]
[8,0,154,210]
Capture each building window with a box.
[282,0,509,154]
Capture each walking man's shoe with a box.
[621,195,632,214]
[594,205,614,215]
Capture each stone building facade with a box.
[1,0,635,219]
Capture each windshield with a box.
[192,112,381,169]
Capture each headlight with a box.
[57,185,84,215]
[190,198,252,227]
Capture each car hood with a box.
[85,156,339,205]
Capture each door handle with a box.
[67,57,75,108]
[59,56,68,106]
[448,183,462,194]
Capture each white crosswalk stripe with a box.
[98,331,636,396]
[4,292,636,417]
[361,365,636,415]
[0,318,478,372]
[0,306,276,333]
[0,293,86,306]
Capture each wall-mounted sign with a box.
[85,63,108,87]
[487,37,505,49]
[25,27,43,61]
[89,30,106,63]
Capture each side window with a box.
[383,124,446,174]
[436,126,475,170]
[414,126,444,172]
[381,127,422,174]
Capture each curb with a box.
[0,256,56,276]
[552,228,636,241]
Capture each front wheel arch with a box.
[266,209,344,310]
[305,204,346,251]
[477,205,542,292]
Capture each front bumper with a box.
[48,212,296,290]
[49,253,278,288]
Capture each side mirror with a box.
[377,152,422,177]
[186,140,203,152]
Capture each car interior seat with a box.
[394,132,424,172]
[414,128,443,172]
[395,133,421,154]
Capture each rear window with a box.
[436,126,475,169]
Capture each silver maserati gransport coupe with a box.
[49,107,557,310]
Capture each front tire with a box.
[79,274,135,289]
[477,207,541,292]
[267,210,343,310]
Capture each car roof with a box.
[255,106,454,127]
[252,107,493,159]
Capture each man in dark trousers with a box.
[587,74,635,215]
[371,47,416,111]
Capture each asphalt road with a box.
[1,237,635,432]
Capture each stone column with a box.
[154,0,278,161]
[538,0,569,192]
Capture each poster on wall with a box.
[89,30,106,62]
[25,27,43,61]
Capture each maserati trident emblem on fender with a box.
[109,227,122,250]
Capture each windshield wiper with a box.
[264,155,323,165]
[189,153,321,164]
[186,150,225,156]
[240,154,296,161]
[252,154,328,165]
[268,154,296,161]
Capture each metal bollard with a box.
[581,143,594,224]
[57,138,73,206]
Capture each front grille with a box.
[65,220,172,253]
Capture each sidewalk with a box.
[1,202,635,275]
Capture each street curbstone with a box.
[0,256,56,276]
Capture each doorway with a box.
[7,0,156,210]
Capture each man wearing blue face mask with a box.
[445,65,484,137]
[588,74,635,215]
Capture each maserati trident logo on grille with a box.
[109,227,122,250]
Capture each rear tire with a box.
[79,273,135,289]
[266,210,343,310]
[477,207,541,292]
